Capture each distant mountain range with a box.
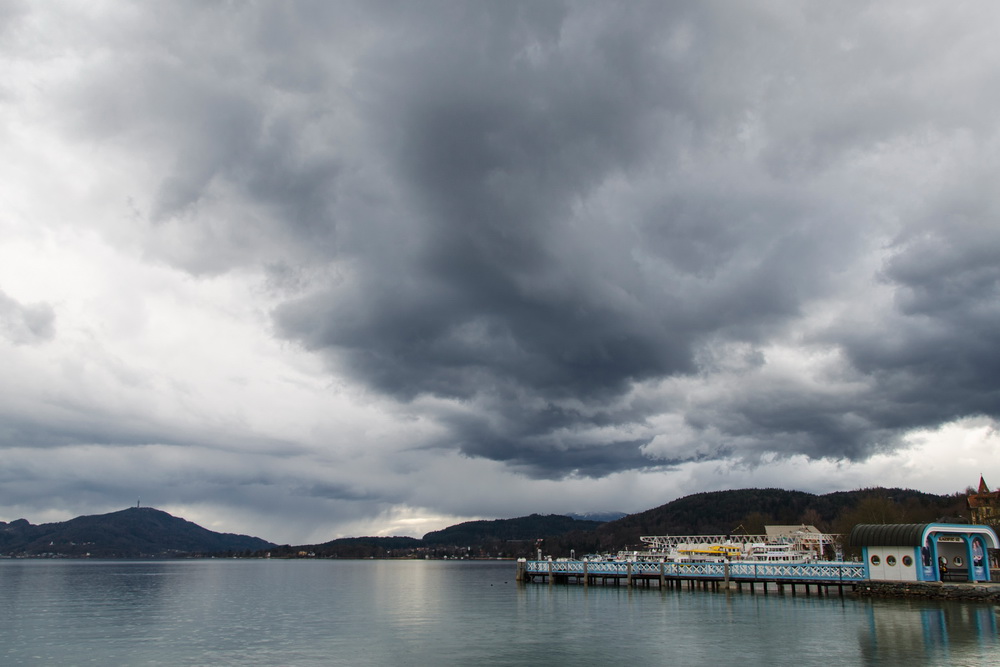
[281,486,968,558]
[0,507,275,558]
[0,486,971,559]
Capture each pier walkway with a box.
[517,559,866,596]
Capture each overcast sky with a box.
[2,1,1000,544]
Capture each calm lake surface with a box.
[1,559,998,666]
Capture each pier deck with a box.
[517,559,866,596]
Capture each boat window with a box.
[901,556,913,567]
[886,555,896,566]
[870,555,880,566]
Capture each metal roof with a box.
[849,523,1000,548]
[765,525,822,537]
[848,524,928,547]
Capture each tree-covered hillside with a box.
[0,507,275,557]
[585,487,967,552]
[423,514,602,544]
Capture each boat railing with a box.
[641,535,771,549]
[524,560,866,582]
[639,532,844,562]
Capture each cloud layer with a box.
[2,2,999,541]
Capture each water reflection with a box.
[516,580,1000,665]
[858,599,999,665]
[3,560,1000,665]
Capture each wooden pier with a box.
[516,559,866,596]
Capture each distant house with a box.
[967,476,1000,527]
[848,523,998,583]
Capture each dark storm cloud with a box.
[275,13,679,470]
[46,2,1000,478]
[301,482,386,502]
[273,2,875,475]
[843,218,1000,422]
[660,206,1000,465]
[439,399,661,478]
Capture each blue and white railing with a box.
[524,560,866,582]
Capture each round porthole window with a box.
[886,555,897,566]
[902,556,913,567]
[954,556,964,567]
[870,555,881,566]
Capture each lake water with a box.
[1,559,998,666]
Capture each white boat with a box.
[637,525,839,563]
[742,542,813,563]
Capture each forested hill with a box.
[587,487,967,552]
[422,513,603,545]
[0,507,275,558]
[269,514,605,558]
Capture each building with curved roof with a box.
[849,522,998,582]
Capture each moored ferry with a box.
[636,525,840,564]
